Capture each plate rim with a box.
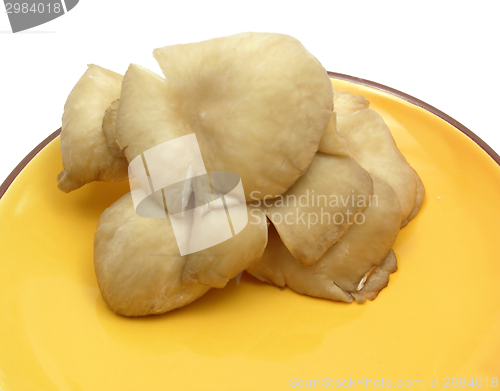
[328,72,500,164]
[1,73,499,201]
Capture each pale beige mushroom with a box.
[63,35,424,316]
[261,112,372,266]
[58,65,128,192]
[94,192,268,316]
[332,87,370,116]
[320,89,425,226]
[247,176,401,303]
[317,112,350,156]
[117,33,333,202]
[263,152,373,266]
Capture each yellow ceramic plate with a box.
[1,75,500,391]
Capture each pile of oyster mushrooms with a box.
[58,33,424,316]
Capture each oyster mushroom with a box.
[247,176,401,303]
[320,89,425,226]
[263,151,373,266]
[57,65,128,192]
[332,87,370,116]
[94,192,268,316]
[117,33,333,201]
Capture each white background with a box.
[1,0,499,184]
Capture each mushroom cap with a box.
[117,33,333,201]
[264,152,373,266]
[319,87,424,226]
[58,65,128,192]
[94,192,268,316]
[247,176,401,302]
[336,108,419,226]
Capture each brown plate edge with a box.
[0,128,61,200]
[329,71,500,165]
[1,73,499,201]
